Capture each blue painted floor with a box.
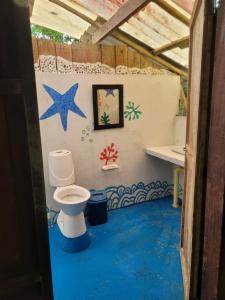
[49,197,183,300]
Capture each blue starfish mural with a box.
[105,88,115,97]
[40,84,86,131]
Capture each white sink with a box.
[172,146,185,155]
[146,145,185,167]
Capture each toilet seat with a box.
[54,184,90,204]
[53,184,90,217]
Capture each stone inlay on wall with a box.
[35,56,174,76]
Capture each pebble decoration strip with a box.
[39,55,57,73]
[57,56,73,74]
[35,56,174,75]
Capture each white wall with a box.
[35,72,180,209]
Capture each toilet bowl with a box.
[48,150,91,252]
[54,185,90,216]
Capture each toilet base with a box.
[54,210,90,252]
[57,210,87,238]
[53,224,90,253]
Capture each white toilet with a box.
[48,149,91,252]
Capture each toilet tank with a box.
[48,150,75,187]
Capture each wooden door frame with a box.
[14,2,53,298]
[0,1,53,298]
[180,0,215,299]
[201,1,225,299]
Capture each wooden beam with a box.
[172,0,194,14]
[153,36,189,55]
[111,30,188,77]
[153,0,190,26]
[50,0,188,77]
[92,0,151,44]
[49,0,95,24]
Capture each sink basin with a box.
[172,146,185,155]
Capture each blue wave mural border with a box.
[47,180,182,226]
[106,180,180,210]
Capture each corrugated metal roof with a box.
[31,0,96,39]
[31,0,193,68]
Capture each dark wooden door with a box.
[180,0,215,299]
[201,1,225,299]
[0,1,53,299]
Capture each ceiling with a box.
[31,0,194,69]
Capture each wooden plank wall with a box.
[32,38,161,70]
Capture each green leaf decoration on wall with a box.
[101,112,111,125]
[124,101,142,121]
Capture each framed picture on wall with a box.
[92,84,124,130]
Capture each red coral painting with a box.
[99,143,118,166]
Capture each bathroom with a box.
[28,0,192,298]
[4,1,225,299]
[33,35,187,299]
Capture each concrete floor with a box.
[49,197,183,300]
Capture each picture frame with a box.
[92,84,124,130]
